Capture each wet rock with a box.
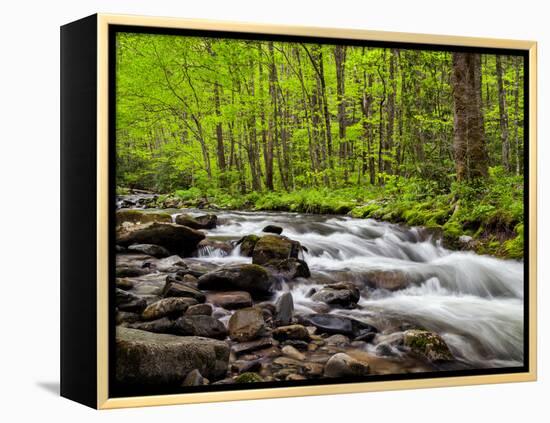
[151,255,190,273]
[311,282,360,308]
[365,270,410,291]
[196,239,232,256]
[163,278,206,302]
[252,235,301,265]
[272,324,310,341]
[264,258,311,280]
[354,332,377,343]
[182,369,209,386]
[231,359,262,374]
[301,314,378,338]
[176,213,217,230]
[173,315,228,339]
[274,292,294,326]
[116,278,134,290]
[282,345,305,361]
[197,264,273,296]
[375,343,395,356]
[116,288,147,313]
[228,307,268,342]
[206,291,253,310]
[236,235,260,256]
[185,303,213,316]
[116,327,229,386]
[286,374,306,381]
[325,334,351,346]
[127,317,175,334]
[234,372,263,383]
[142,297,198,320]
[117,222,205,256]
[231,337,274,355]
[116,265,150,278]
[116,311,141,325]
[324,353,370,378]
[116,209,172,227]
[262,225,283,235]
[271,357,324,378]
[127,243,171,258]
[403,329,454,362]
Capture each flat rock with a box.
[206,291,253,310]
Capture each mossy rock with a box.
[116,209,172,227]
[238,234,260,256]
[403,329,453,362]
[234,372,264,383]
[252,235,301,265]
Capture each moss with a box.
[234,372,264,383]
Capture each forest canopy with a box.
[115,32,526,259]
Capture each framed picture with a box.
[60,14,537,409]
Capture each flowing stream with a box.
[188,209,524,370]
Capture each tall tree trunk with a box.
[213,82,226,182]
[496,55,510,172]
[385,48,398,176]
[512,56,521,175]
[334,45,347,181]
[451,52,488,181]
[265,41,276,190]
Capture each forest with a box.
[115,33,525,258]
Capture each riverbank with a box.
[118,169,524,260]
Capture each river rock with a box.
[117,222,205,256]
[365,270,411,291]
[264,258,311,280]
[262,225,283,235]
[252,235,301,265]
[231,337,274,355]
[173,315,228,339]
[324,353,370,378]
[311,282,360,308]
[231,359,262,374]
[116,209,172,227]
[403,329,454,362]
[115,327,229,386]
[274,292,294,325]
[197,264,273,296]
[185,303,213,316]
[116,265,150,278]
[182,369,209,386]
[196,239,233,256]
[127,317,175,334]
[236,235,260,256]
[163,279,206,302]
[116,278,134,290]
[282,345,305,361]
[272,324,310,341]
[116,311,141,325]
[300,314,378,338]
[206,291,252,310]
[142,297,198,320]
[176,213,217,229]
[150,255,190,273]
[127,243,171,258]
[228,307,267,342]
[325,334,351,346]
[116,288,147,313]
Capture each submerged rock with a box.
[403,329,454,362]
[115,327,229,386]
[176,213,217,230]
[197,264,273,296]
[252,235,301,265]
[228,307,268,342]
[127,243,171,258]
[117,222,205,256]
[324,353,370,378]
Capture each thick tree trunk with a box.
[451,52,488,181]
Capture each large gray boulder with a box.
[115,327,229,386]
[197,264,273,296]
[117,222,205,256]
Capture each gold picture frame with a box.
[61,13,537,409]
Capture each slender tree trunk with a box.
[496,55,510,172]
[265,41,276,190]
[512,56,521,175]
[334,45,347,181]
[213,82,226,182]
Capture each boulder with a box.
[116,209,171,227]
[274,292,294,326]
[300,314,377,338]
[272,324,310,341]
[228,307,267,342]
[236,235,260,256]
[142,297,198,320]
[175,213,217,229]
[324,353,370,378]
[117,222,205,256]
[206,291,253,310]
[182,369,209,386]
[115,327,229,386]
[197,264,273,296]
[262,225,283,235]
[264,258,311,280]
[127,243,171,258]
[252,235,301,265]
[116,288,147,313]
[185,303,213,316]
[311,282,360,308]
[163,279,206,302]
[173,315,228,340]
[403,329,454,362]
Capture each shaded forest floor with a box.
[119,168,524,260]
